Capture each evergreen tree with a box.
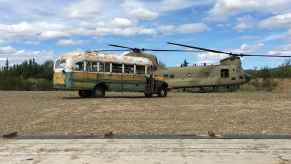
[182,59,189,67]
[5,58,9,70]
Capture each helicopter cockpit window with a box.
[221,69,229,78]
[136,65,145,74]
[163,74,169,78]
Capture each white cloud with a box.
[64,0,103,19]
[233,43,264,54]
[259,12,291,29]
[159,23,209,34]
[268,44,291,56]
[177,23,209,33]
[210,0,291,16]
[197,43,264,64]
[160,0,213,11]
[197,52,229,64]
[0,45,55,66]
[129,8,159,21]
[39,31,69,40]
[57,39,85,46]
[234,15,257,32]
[111,18,134,28]
[0,46,17,54]
[262,32,290,42]
[0,21,69,40]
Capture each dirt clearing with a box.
[0,91,291,136]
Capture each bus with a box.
[53,51,168,98]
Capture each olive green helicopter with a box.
[94,42,291,92]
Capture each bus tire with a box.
[79,90,91,98]
[144,92,152,98]
[158,87,167,97]
[94,86,105,98]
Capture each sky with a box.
[0,0,291,69]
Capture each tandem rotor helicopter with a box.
[54,42,291,98]
[106,43,291,92]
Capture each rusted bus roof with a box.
[58,51,153,65]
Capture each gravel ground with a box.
[0,91,291,136]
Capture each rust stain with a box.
[58,51,153,65]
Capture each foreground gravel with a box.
[0,91,291,136]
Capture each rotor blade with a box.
[108,44,133,50]
[168,42,229,54]
[234,54,291,58]
[142,49,203,52]
[168,42,291,58]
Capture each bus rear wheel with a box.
[158,87,167,97]
[93,86,105,98]
[78,90,91,98]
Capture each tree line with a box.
[0,58,54,90]
[247,60,291,79]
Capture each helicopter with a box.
[95,43,291,92]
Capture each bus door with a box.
[85,61,98,88]
[123,64,140,91]
[111,63,123,91]
[98,62,111,83]
[71,61,87,89]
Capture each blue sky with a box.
[0,0,291,69]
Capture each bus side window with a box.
[75,61,84,71]
[124,64,134,74]
[87,61,97,72]
[99,62,111,72]
[136,65,145,75]
[92,62,98,72]
[112,63,122,73]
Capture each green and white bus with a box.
[53,51,168,98]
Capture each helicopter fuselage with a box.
[155,56,250,92]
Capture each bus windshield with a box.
[55,59,66,69]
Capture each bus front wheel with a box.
[144,92,152,98]
[158,87,167,97]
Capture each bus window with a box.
[86,61,98,72]
[136,65,145,74]
[55,59,66,69]
[75,61,84,71]
[92,62,98,72]
[124,64,134,74]
[99,62,110,72]
[112,63,122,73]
